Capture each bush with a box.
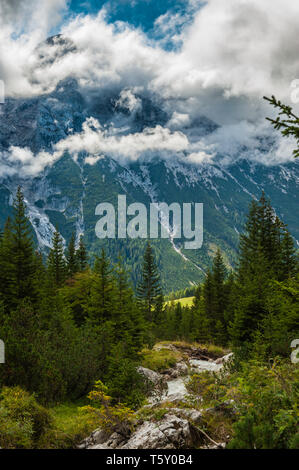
[81,381,135,439]
[0,387,53,448]
[227,361,299,449]
[187,371,227,405]
[186,360,299,449]
[105,355,146,409]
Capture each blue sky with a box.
[69,0,189,31]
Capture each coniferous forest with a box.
[0,187,298,449]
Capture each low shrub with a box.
[81,381,135,439]
[0,386,52,448]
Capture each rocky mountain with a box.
[0,40,298,292]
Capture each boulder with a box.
[166,408,203,425]
[79,428,109,449]
[176,361,189,375]
[137,366,162,385]
[85,413,202,449]
[189,359,222,373]
[89,432,127,450]
[122,414,199,449]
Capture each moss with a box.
[140,348,182,372]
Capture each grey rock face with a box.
[87,412,198,449]
[137,366,163,385]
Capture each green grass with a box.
[159,340,229,358]
[140,348,182,372]
[39,401,99,449]
[165,296,195,308]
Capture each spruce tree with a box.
[211,249,228,344]
[77,235,88,271]
[229,193,294,352]
[174,302,183,337]
[280,229,297,279]
[2,187,37,307]
[203,269,213,327]
[193,284,201,310]
[0,217,14,307]
[90,249,115,322]
[137,242,163,323]
[48,228,66,288]
[114,259,145,355]
[66,232,78,278]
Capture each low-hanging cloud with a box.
[51,117,189,164]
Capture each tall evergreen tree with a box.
[280,228,298,280]
[66,233,78,278]
[90,249,115,323]
[211,249,228,344]
[113,259,145,354]
[77,235,88,271]
[229,192,298,352]
[0,188,37,308]
[203,269,213,325]
[137,242,163,323]
[48,228,66,288]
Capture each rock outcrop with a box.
[85,414,202,450]
[137,366,163,385]
[81,347,234,450]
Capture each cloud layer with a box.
[0,0,299,176]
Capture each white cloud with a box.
[167,112,191,130]
[1,0,299,171]
[155,0,299,102]
[115,88,142,113]
[3,0,299,104]
[54,117,189,163]
[0,146,62,177]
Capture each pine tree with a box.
[210,249,228,343]
[280,228,298,280]
[0,188,37,308]
[90,249,115,322]
[229,193,292,351]
[203,269,213,326]
[174,302,183,337]
[0,217,14,307]
[48,228,66,288]
[77,235,88,271]
[114,259,145,355]
[193,284,201,310]
[137,242,163,323]
[66,232,78,278]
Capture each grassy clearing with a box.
[164,297,195,308]
[39,401,99,449]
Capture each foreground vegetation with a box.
[187,359,299,449]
